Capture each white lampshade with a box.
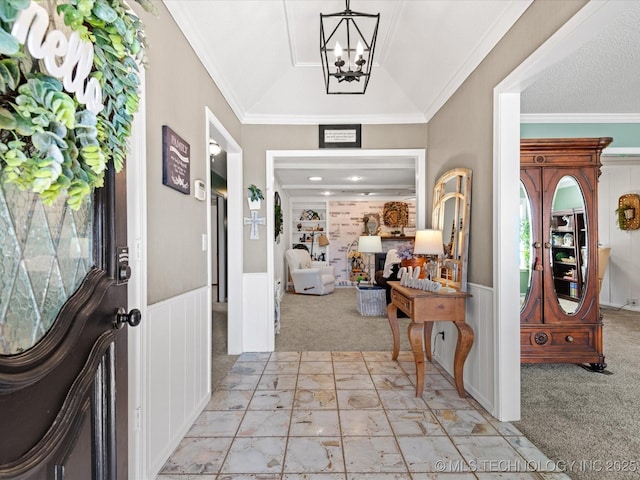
[358,235,382,253]
[413,229,444,256]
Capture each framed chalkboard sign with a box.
[162,126,191,194]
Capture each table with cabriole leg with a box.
[387,281,474,397]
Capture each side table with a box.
[387,281,474,397]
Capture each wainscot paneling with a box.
[243,272,274,351]
[432,283,495,415]
[598,162,640,312]
[146,286,211,478]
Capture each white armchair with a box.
[285,249,335,295]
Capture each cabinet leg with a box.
[586,362,608,373]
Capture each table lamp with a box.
[413,229,444,280]
[358,235,382,285]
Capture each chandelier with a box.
[320,0,380,94]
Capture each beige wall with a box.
[426,0,587,287]
[241,124,428,272]
[131,3,242,304]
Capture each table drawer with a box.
[419,298,460,321]
[391,290,413,316]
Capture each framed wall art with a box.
[162,125,191,194]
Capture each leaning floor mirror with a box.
[431,168,472,291]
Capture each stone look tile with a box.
[237,410,291,437]
[218,373,261,391]
[422,389,474,410]
[386,409,445,436]
[337,390,382,409]
[285,474,346,480]
[206,390,253,410]
[371,374,413,390]
[258,374,298,391]
[297,374,335,390]
[333,361,369,375]
[221,437,287,474]
[216,475,281,480]
[301,351,333,362]
[230,362,266,375]
[264,361,299,374]
[335,374,376,390]
[291,409,341,436]
[284,437,344,473]
[452,436,527,472]
[186,411,244,437]
[366,362,406,375]
[397,436,468,472]
[160,351,554,480]
[505,437,558,471]
[378,389,428,410]
[347,474,412,480]
[299,361,334,374]
[342,436,407,473]
[340,409,393,436]
[236,352,271,362]
[332,352,363,361]
[160,437,233,474]
[434,409,499,436]
[294,389,338,409]
[270,352,301,362]
[249,390,294,410]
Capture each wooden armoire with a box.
[519,137,612,370]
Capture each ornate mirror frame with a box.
[432,168,472,290]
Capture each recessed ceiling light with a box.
[308,176,323,181]
[348,176,362,181]
[322,191,332,196]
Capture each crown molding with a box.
[521,113,640,124]
[242,112,427,125]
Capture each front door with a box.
[0,166,132,479]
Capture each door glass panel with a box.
[0,183,93,355]
[519,181,533,310]
[550,176,586,314]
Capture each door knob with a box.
[113,307,142,329]
[544,242,551,249]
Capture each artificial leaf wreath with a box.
[0,0,154,209]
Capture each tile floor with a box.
[157,351,570,480]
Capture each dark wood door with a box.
[0,166,132,479]
[520,167,543,326]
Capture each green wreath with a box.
[0,0,155,209]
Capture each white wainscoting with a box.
[243,272,274,351]
[145,286,211,478]
[432,283,496,415]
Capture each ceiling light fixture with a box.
[209,139,221,156]
[308,176,323,181]
[320,0,380,95]
[348,175,362,181]
[322,191,332,196]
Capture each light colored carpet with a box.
[515,307,640,480]
[276,287,413,352]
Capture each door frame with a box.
[206,107,244,354]
[493,0,631,420]
[266,148,426,350]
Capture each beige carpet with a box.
[276,287,413,352]
[515,307,640,480]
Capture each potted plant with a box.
[247,184,264,210]
[397,243,426,278]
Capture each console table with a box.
[387,281,473,397]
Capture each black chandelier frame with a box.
[320,0,380,95]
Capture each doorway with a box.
[493,1,632,420]
[266,149,426,349]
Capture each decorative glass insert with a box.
[0,182,93,355]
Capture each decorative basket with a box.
[356,286,387,316]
